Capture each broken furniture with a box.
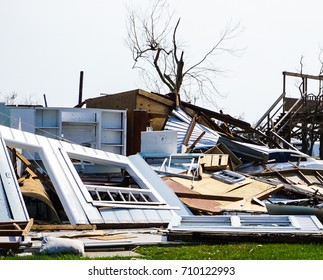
[0,219,33,254]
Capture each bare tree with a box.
[1,91,39,106]
[126,0,242,108]
[295,52,323,156]
[4,91,18,105]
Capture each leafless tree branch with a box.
[184,22,241,75]
[125,0,242,108]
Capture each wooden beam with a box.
[186,131,206,153]
[174,191,243,202]
[0,219,33,237]
[31,224,97,231]
[283,71,323,81]
[181,101,252,129]
[7,147,56,193]
[183,114,197,146]
[22,219,34,237]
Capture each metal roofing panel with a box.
[142,209,165,223]
[164,108,220,151]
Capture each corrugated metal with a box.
[164,109,268,162]
[164,108,220,152]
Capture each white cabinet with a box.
[35,109,60,138]
[11,107,127,156]
[61,110,99,148]
[100,111,126,154]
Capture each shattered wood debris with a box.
[163,169,280,215]
[251,169,323,200]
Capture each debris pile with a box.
[2,72,323,254]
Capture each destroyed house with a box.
[2,83,323,251]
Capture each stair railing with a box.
[273,97,304,134]
[254,92,285,130]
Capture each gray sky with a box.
[1,0,323,124]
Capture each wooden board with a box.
[164,172,280,213]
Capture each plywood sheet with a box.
[165,172,279,213]
[163,178,223,213]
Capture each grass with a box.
[1,243,323,260]
[134,243,323,260]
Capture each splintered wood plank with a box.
[31,224,97,231]
[22,218,34,236]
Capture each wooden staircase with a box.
[253,71,323,155]
[254,92,303,149]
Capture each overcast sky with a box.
[1,0,323,124]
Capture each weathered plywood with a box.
[171,173,253,196]
[167,172,279,213]
[163,178,223,214]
